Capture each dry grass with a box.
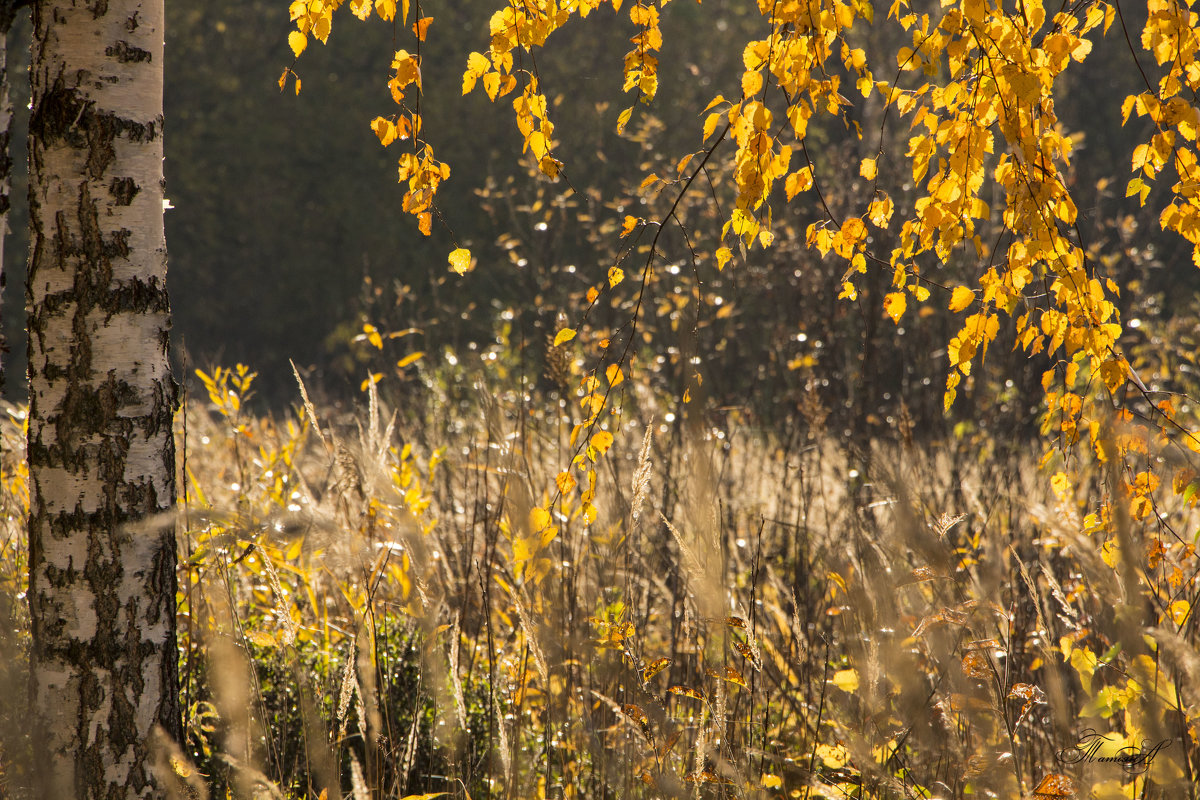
[2,365,1199,800]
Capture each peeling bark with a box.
[26,1,179,797]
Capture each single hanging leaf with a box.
[448,248,473,275]
[883,292,907,323]
[715,246,732,271]
[288,31,307,57]
[553,328,576,347]
[616,106,633,134]
[605,363,624,387]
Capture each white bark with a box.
[27,1,179,797]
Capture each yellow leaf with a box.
[715,246,732,271]
[376,0,398,21]
[760,774,782,789]
[482,72,500,101]
[530,506,552,532]
[606,363,624,387]
[608,266,624,288]
[288,30,307,57]
[553,328,576,347]
[832,668,859,693]
[949,286,975,312]
[371,116,396,146]
[1169,599,1191,626]
[586,287,599,304]
[396,351,424,369]
[621,215,640,237]
[1050,471,1071,500]
[590,430,614,455]
[556,471,577,494]
[360,373,383,391]
[463,52,490,95]
[616,106,633,135]
[448,247,473,275]
[411,15,433,40]
[883,292,907,323]
[860,157,877,180]
[245,630,278,648]
[816,743,849,769]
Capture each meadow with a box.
[4,352,1197,800]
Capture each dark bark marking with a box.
[30,75,160,154]
[106,40,150,63]
[109,176,138,205]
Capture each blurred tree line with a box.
[2,0,1197,442]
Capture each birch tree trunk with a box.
[26,1,179,796]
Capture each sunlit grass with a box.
[2,362,1198,799]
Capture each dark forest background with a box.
[2,0,1198,439]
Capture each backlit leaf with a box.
[883,292,906,323]
[606,363,624,387]
[553,328,576,347]
[949,286,975,312]
[715,247,732,271]
[448,248,473,275]
[530,506,552,532]
[288,31,307,57]
[590,430,614,455]
[832,668,859,693]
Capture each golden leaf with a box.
[715,246,733,271]
[590,430,614,455]
[288,30,307,57]
[553,328,576,347]
[448,247,473,275]
[529,506,552,532]
[832,668,859,693]
[396,351,424,369]
[949,286,975,313]
[606,363,624,387]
